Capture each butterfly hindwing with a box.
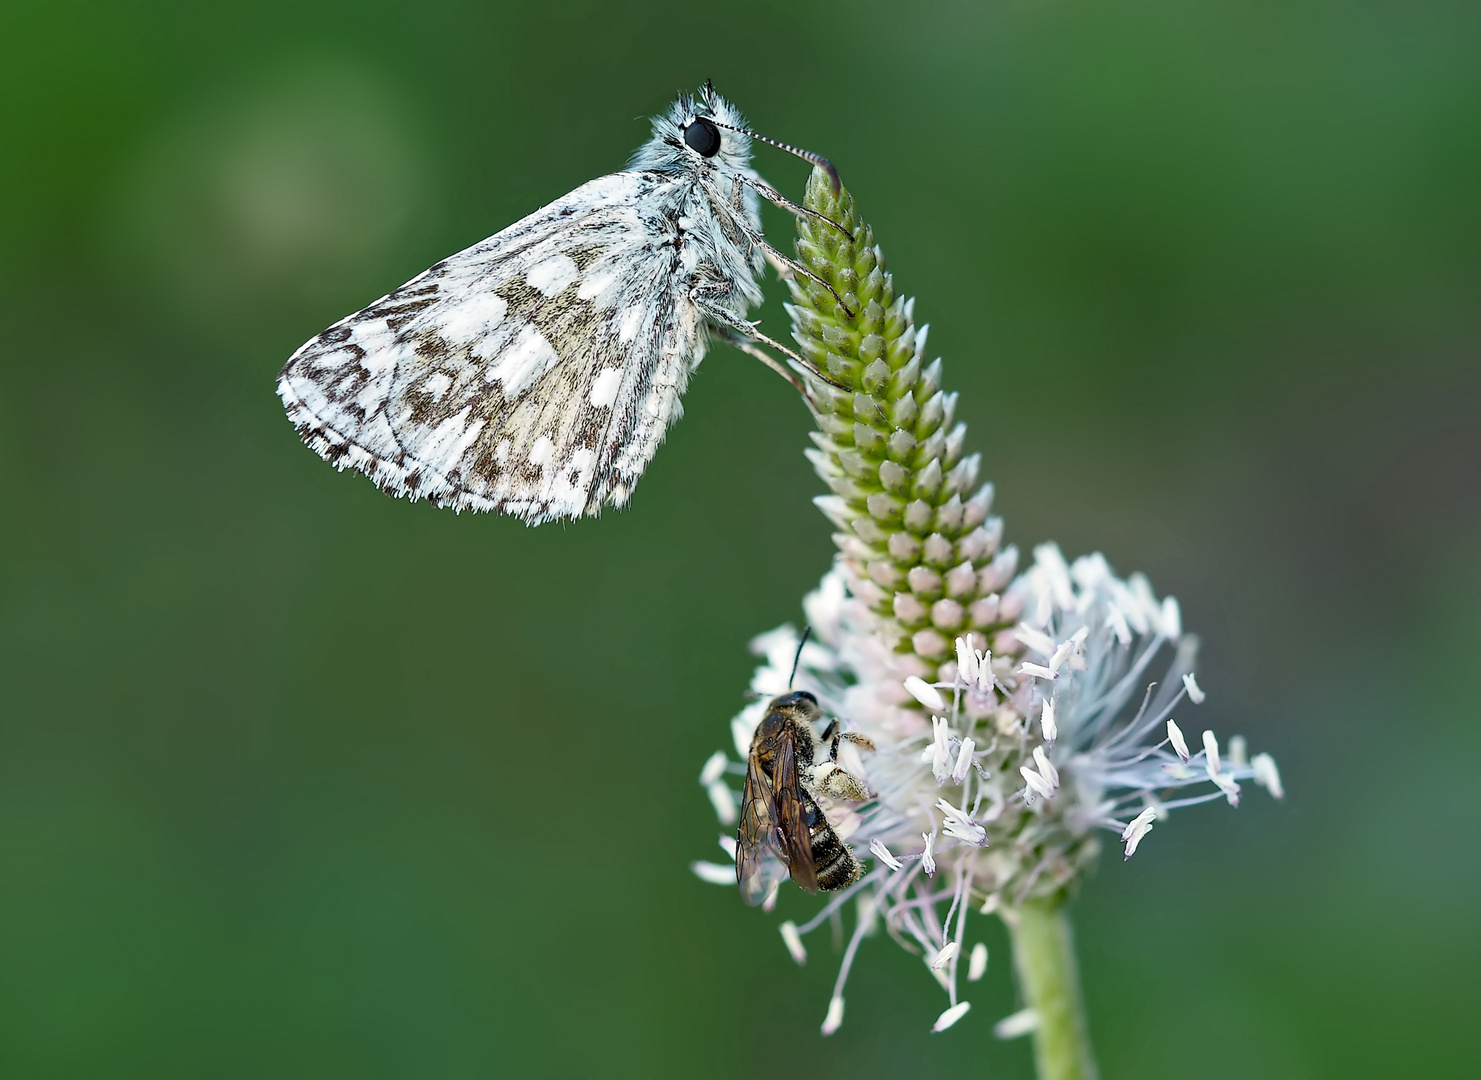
[278,171,706,523]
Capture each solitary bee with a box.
[736,690,876,906]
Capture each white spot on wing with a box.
[549,446,597,514]
[618,306,645,344]
[407,410,486,473]
[526,254,578,297]
[437,293,507,351]
[589,367,622,409]
[487,325,559,396]
[423,372,452,401]
[576,268,618,304]
[528,435,555,470]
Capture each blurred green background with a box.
[2,0,1477,1076]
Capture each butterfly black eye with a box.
[683,117,722,158]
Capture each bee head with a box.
[766,690,821,722]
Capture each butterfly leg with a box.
[754,238,855,319]
[722,330,806,395]
[744,175,855,244]
[693,289,849,393]
[724,175,853,318]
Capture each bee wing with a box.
[278,170,702,524]
[771,729,820,894]
[737,748,790,906]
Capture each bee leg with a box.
[826,729,876,763]
[810,762,871,803]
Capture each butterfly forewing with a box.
[278,171,703,524]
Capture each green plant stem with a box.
[1008,899,1099,1080]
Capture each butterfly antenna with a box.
[788,626,813,691]
[709,121,842,195]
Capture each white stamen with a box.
[968,942,989,981]
[921,832,937,876]
[1121,805,1158,841]
[975,649,994,693]
[1202,729,1222,776]
[821,996,845,1036]
[930,940,959,970]
[1228,734,1248,767]
[1016,624,1057,657]
[1182,672,1206,704]
[1161,595,1182,640]
[706,781,737,825]
[1122,814,1154,858]
[780,921,807,965]
[698,750,728,785]
[904,676,947,712]
[1048,631,1080,673]
[933,1001,972,1032]
[1252,752,1284,798]
[1211,770,1242,806]
[1033,746,1059,789]
[932,715,953,784]
[690,861,735,885]
[955,637,977,684]
[869,837,903,871]
[730,715,755,760]
[951,737,976,784]
[1041,698,1057,744]
[937,799,987,845]
[1021,764,1055,800]
[994,1008,1040,1039]
[1167,719,1190,762]
[1018,661,1056,680]
[718,835,737,860]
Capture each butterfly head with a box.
[631,82,756,180]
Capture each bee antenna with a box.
[788,626,812,691]
[709,120,842,195]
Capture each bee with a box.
[736,690,876,906]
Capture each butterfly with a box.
[277,81,849,525]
